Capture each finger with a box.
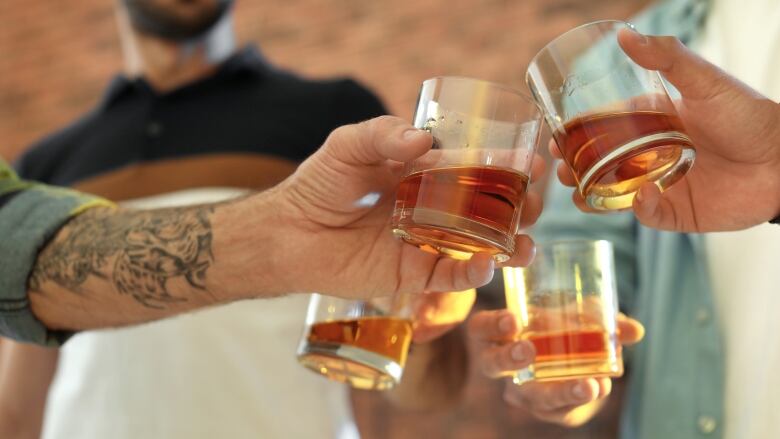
[412,323,459,344]
[548,138,563,159]
[412,290,476,343]
[415,290,477,325]
[617,314,645,345]
[466,310,518,343]
[422,252,495,292]
[556,161,577,187]
[529,153,547,184]
[511,378,603,412]
[518,191,543,229]
[324,115,433,166]
[632,182,672,229]
[479,341,535,378]
[617,28,730,101]
[571,189,604,214]
[497,234,536,268]
[594,377,613,399]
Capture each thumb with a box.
[632,182,675,230]
[616,314,645,346]
[322,115,433,166]
[617,27,730,101]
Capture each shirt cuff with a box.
[0,185,113,346]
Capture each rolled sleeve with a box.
[0,182,112,345]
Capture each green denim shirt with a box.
[0,158,111,345]
[534,1,723,438]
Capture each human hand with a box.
[554,28,780,232]
[410,289,477,344]
[467,310,644,427]
[274,116,545,299]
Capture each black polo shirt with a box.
[16,46,387,187]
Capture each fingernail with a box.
[628,25,649,45]
[572,382,587,399]
[511,343,528,362]
[403,128,424,141]
[499,315,514,333]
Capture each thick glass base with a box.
[392,208,514,262]
[297,342,403,391]
[513,356,624,385]
[582,133,695,211]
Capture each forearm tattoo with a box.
[30,206,215,309]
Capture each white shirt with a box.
[42,188,359,439]
[696,1,780,437]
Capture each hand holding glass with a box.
[392,76,542,262]
[297,289,475,390]
[503,240,623,384]
[526,20,695,210]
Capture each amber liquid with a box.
[392,165,529,262]
[555,111,694,210]
[298,317,413,390]
[518,328,623,383]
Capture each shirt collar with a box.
[99,45,270,110]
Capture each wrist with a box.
[208,188,295,301]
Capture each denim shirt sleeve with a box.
[0,159,113,345]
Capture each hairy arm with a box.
[29,193,284,331]
[0,339,58,439]
[24,116,526,335]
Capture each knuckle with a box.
[327,123,358,147]
[657,35,685,52]
[369,115,404,135]
[495,347,513,371]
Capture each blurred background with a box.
[0,1,651,438]
[1,0,650,161]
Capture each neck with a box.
[117,9,236,93]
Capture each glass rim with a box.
[502,239,613,274]
[525,19,634,82]
[422,75,539,108]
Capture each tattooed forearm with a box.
[30,206,215,309]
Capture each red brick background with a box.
[1,0,650,162]
[0,0,651,437]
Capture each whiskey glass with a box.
[392,76,542,262]
[526,20,695,210]
[502,240,623,384]
[296,293,414,391]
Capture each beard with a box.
[123,0,233,41]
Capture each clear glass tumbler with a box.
[526,20,695,210]
[502,240,623,384]
[392,76,542,262]
[296,293,414,391]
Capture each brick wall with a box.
[1,0,649,161]
[0,0,651,437]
